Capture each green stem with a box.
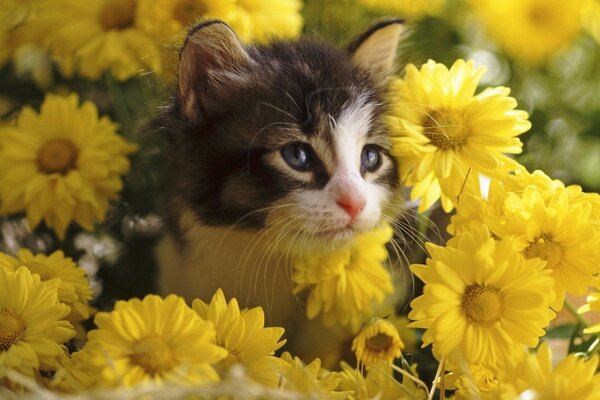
[563,299,588,328]
[586,337,600,356]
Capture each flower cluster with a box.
[1,1,600,399]
[2,0,303,82]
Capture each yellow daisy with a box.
[79,294,226,388]
[279,352,348,399]
[358,0,446,19]
[351,318,403,368]
[408,225,555,365]
[0,249,92,314]
[388,59,530,212]
[0,249,93,340]
[19,0,162,80]
[582,0,600,43]
[446,364,500,400]
[578,291,600,334]
[499,342,600,399]
[192,289,287,387]
[338,361,427,400]
[0,266,74,377]
[0,94,136,239]
[488,186,600,308]
[470,0,583,65]
[293,224,394,331]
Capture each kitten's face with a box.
[168,21,403,251]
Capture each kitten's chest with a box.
[156,214,301,325]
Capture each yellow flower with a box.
[338,361,427,400]
[75,294,226,388]
[578,291,600,334]
[388,59,530,212]
[279,352,348,399]
[470,0,583,65]
[293,224,394,331]
[488,186,600,308]
[18,0,162,80]
[0,266,74,377]
[447,364,500,400]
[0,249,92,316]
[0,249,93,341]
[136,0,303,78]
[351,318,403,368]
[409,225,555,365]
[499,342,600,399]
[358,0,446,19]
[192,289,287,387]
[0,93,136,239]
[582,0,600,43]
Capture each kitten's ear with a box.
[179,20,253,121]
[349,19,405,84]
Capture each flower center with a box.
[365,333,394,352]
[37,138,79,175]
[528,5,556,27]
[524,235,564,270]
[462,285,503,325]
[129,336,176,375]
[0,309,27,352]
[219,349,242,369]
[422,110,468,150]
[100,0,136,31]
[173,0,207,27]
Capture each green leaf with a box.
[546,324,577,339]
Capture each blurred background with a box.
[0,0,598,318]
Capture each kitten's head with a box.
[166,19,404,251]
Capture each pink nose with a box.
[336,196,366,219]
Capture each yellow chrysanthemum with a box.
[136,0,303,79]
[17,0,161,80]
[279,352,348,399]
[351,318,403,368]
[582,0,600,43]
[487,186,600,308]
[338,361,427,400]
[0,249,93,341]
[0,249,92,316]
[409,225,555,365]
[578,291,600,334]
[72,294,226,388]
[293,224,394,331]
[498,342,600,399]
[358,0,446,19]
[0,266,74,377]
[388,59,530,212]
[0,94,136,239]
[192,289,287,387]
[446,364,500,400]
[470,0,583,65]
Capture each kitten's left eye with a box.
[361,145,382,172]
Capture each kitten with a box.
[155,19,405,363]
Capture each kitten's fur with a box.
[156,20,405,363]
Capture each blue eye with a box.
[281,142,312,171]
[361,145,381,172]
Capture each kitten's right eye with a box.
[281,142,312,171]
